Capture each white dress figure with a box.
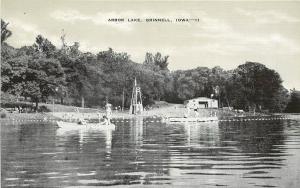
[105,103,112,125]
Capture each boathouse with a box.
[184,97,218,109]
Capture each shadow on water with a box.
[1,117,300,187]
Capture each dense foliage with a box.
[285,89,300,113]
[1,19,294,112]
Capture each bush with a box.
[38,106,51,113]
[1,102,34,109]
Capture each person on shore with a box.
[105,103,112,120]
[97,112,102,123]
[195,109,199,117]
[184,107,190,118]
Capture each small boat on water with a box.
[166,116,218,123]
[56,121,115,131]
[56,101,116,131]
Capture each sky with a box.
[2,0,300,90]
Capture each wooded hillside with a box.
[1,19,294,112]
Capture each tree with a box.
[23,57,65,109]
[33,35,57,58]
[1,43,18,92]
[154,52,169,71]
[1,19,12,43]
[268,86,289,112]
[229,62,285,111]
[1,60,13,92]
[1,51,33,98]
[57,51,91,106]
[143,52,169,71]
[69,42,81,57]
[210,66,231,107]
[97,48,130,71]
[285,89,300,113]
[1,19,291,113]
[144,52,154,66]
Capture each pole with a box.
[122,88,125,111]
[53,87,58,117]
[52,98,54,117]
[81,96,84,108]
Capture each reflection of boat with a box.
[166,116,218,123]
[56,121,115,131]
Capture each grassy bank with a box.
[1,101,266,122]
[0,112,59,121]
[49,102,252,120]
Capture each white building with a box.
[184,97,219,109]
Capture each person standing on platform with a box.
[105,103,112,125]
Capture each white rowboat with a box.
[56,121,115,131]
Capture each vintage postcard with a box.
[1,0,300,187]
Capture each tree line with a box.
[1,19,298,112]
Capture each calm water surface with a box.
[1,118,300,187]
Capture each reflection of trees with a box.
[130,117,144,148]
[2,119,289,187]
[166,120,286,180]
[181,120,285,156]
[55,128,112,177]
[2,123,59,187]
[52,119,286,186]
[184,122,220,148]
[165,122,222,178]
[110,117,171,184]
[180,120,285,155]
[218,121,285,154]
[2,125,115,187]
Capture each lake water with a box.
[1,118,300,187]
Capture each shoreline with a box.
[2,106,298,123]
[2,102,298,123]
[1,112,297,125]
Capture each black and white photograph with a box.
[1,0,300,187]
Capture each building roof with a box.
[185,97,217,102]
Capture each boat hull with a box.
[56,121,115,130]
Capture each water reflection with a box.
[1,118,300,187]
[183,122,220,148]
